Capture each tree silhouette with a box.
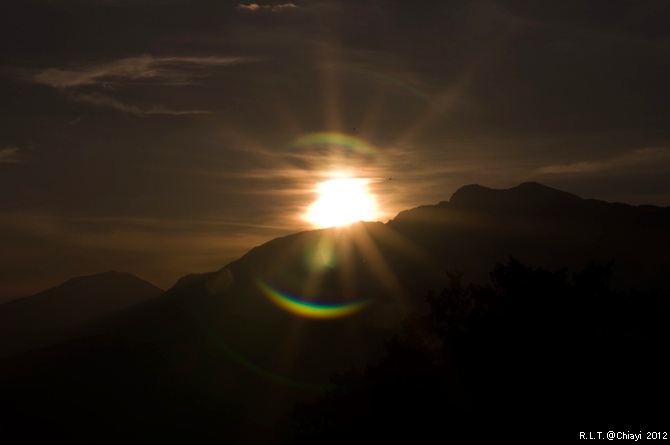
[293,258,669,441]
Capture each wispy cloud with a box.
[0,212,295,283]
[94,0,180,6]
[72,93,210,117]
[236,3,298,12]
[0,146,22,163]
[23,54,258,116]
[31,55,252,89]
[0,211,293,298]
[537,147,670,175]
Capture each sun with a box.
[304,176,378,228]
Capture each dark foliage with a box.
[293,258,669,441]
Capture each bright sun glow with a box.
[305,177,378,228]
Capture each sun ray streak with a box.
[318,43,342,133]
[369,223,440,271]
[357,74,388,138]
[352,224,405,302]
[392,86,466,148]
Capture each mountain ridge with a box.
[392,181,670,228]
[0,270,163,359]
[2,182,669,443]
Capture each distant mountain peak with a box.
[449,182,582,213]
[0,270,164,359]
[58,270,153,288]
[514,181,553,189]
[511,181,582,199]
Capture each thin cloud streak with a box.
[20,54,259,116]
[236,3,298,13]
[72,93,211,116]
[0,146,22,163]
[0,225,271,302]
[0,212,296,290]
[0,213,294,240]
[31,55,255,89]
[94,0,180,6]
[538,147,670,175]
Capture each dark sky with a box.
[1,0,669,300]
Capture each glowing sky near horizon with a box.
[304,176,379,229]
[0,0,669,300]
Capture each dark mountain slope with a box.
[450,181,583,213]
[1,183,669,443]
[0,271,163,358]
[390,181,670,290]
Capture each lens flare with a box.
[291,132,378,160]
[258,281,368,319]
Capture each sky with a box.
[1,0,669,300]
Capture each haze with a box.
[1,0,669,300]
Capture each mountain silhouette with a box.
[0,271,163,359]
[1,183,668,443]
[450,181,670,224]
[390,181,670,290]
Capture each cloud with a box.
[72,93,210,117]
[23,54,259,116]
[236,3,298,13]
[0,146,22,163]
[94,0,180,6]
[0,211,297,292]
[0,213,291,251]
[537,147,670,175]
[31,55,252,89]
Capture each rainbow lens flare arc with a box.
[258,281,368,319]
[290,132,379,160]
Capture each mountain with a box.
[0,271,163,358]
[390,181,670,290]
[1,183,668,443]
